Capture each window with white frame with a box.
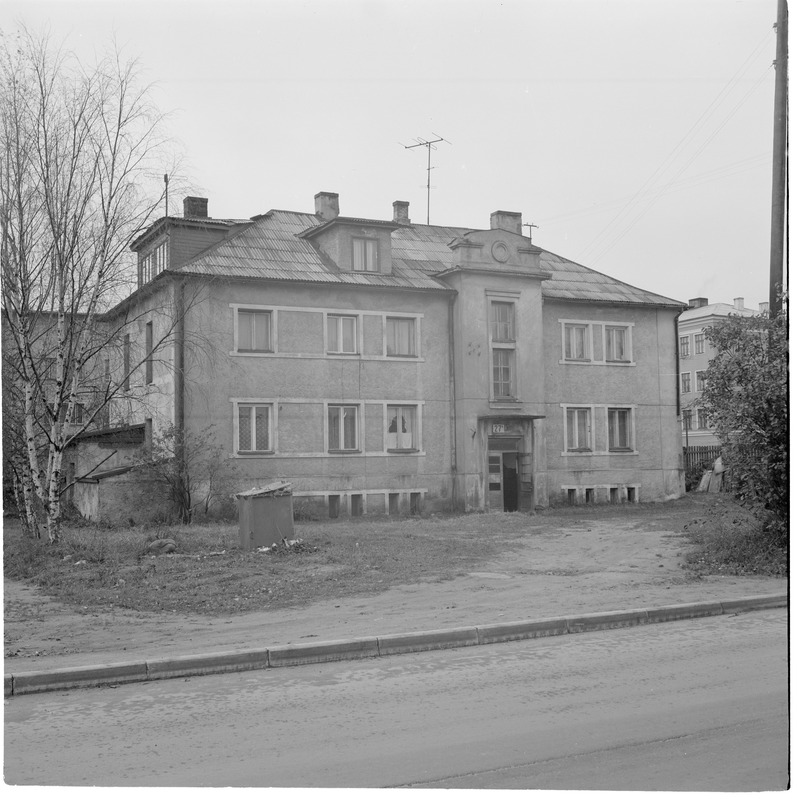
[566,407,592,451]
[608,407,633,451]
[492,349,514,399]
[697,409,709,429]
[386,317,416,357]
[564,323,590,360]
[679,335,690,358]
[605,326,631,362]
[694,332,705,354]
[328,404,359,451]
[696,370,707,391]
[491,300,517,399]
[681,372,692,393]
[237,404,272,452]
[327,314,358,354]
[387,405,417,450]
[237,309,272,352]
[491,302,515,342]
[140,241,168,286]
[682,410,693,432]
[353,237,378,272]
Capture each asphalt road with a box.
[4,609,788,789]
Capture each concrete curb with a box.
[4,593,786,698]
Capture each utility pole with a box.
[402,134,451,224]
[769,0,787,316]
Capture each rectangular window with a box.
[386,317,416,357]
[679,335,690,358]
[681,372,692,393]
[696,370,707,391]
[123,334,130,390]
[353,238,378,272]
[491,302,515,342]
[608,408,632,450]
[327,315,358,354]
[237,404,271,452]
[694,333,705,354]
[328,405,358,451]
[564,324,589,360]
[683,410,693,432]
[140,241,168,286]
[492,349,514,398]
[606,326,630,362]
[145,322,153,384]
[237,309,272,352]
[697,409,709,429]
[566,407,591,451]
[387,405,417,450]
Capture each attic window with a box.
[140,240,168,285]
[353,238,378,272]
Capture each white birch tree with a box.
[1,30,181,542]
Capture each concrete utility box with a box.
[236,481,294,551]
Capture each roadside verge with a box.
[4,593,786,698]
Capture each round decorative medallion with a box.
[491,241,510,263]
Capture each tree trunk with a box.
[46,447,63,543]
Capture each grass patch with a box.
[3,513,539,615]
[682,499,787,577]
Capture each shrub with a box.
[683,501,787,577]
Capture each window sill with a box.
[328,449,361,455]
[236,349,274,355]
[327,351,359,356]
[236,450,275,456]
[387,448,419,454]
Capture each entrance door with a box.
[487,450,519,512]
[502,452,519,512]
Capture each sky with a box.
[4,0,787,308]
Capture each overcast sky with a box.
[6,0,786,308]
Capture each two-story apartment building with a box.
[68,191,686,521]
[677,296,765,446]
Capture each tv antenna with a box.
[522,221,539,238]
[401,133,451,224]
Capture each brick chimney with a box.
[490,210,522,235]
[315,192,340,222]
[759,302,769,313]
[733,297,745,311]
[393,200,410,225]
[183,196,208,218]
[688,297,708,308]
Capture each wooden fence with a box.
[683,445,722,474]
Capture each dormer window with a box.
[139,240,168,285]
[353,237,378,272]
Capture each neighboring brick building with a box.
[677,297,766,447]
[68,191,687,520]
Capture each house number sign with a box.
[492,423,507,434]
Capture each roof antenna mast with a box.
[402,134,451,224]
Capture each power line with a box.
[579,28,774,265]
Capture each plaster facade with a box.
[68,191,686,520]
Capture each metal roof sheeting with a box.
[174,209,683,307]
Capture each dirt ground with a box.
[4,495,786,675]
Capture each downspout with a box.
[673,312,682,420]
[174,278,186,442]
[174,277,188,521]
[448,292,458,510]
